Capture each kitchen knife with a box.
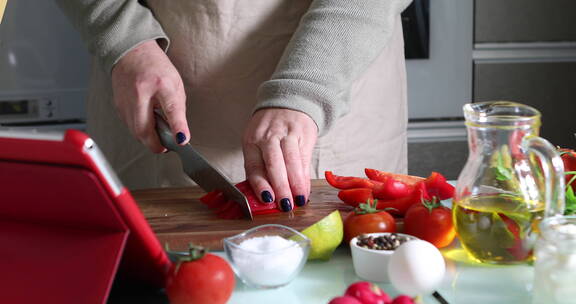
[154,111,253,220]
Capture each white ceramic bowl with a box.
[350,232,418,282]
[223,224,310,289]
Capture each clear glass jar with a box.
[533,216,576,304]
[454,101,565,265]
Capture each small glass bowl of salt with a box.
[223,224,310,289]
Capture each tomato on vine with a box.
[344,200,396,243]
[404,198,455,248]
[166,245,235,304]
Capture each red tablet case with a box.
[0,129,173,304]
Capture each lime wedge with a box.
[301,210,344,261]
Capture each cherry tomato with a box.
[403,199,455,248]
[560,148,576,191]
[344,281,391,304]
[344,201,396,243]
[338,188,374,207]
[166,247,235,304]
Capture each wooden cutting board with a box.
[132,180,354,251]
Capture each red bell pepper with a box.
[200,181,292,219]
[423,171,455,200]
[325,171,376,189]
[375,182,430,216]
[327,170,455,217]
[365,168,424,185]
[337,188,374,207]
[372,177,414,200]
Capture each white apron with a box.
[86,0,408,190]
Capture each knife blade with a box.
[154,111,253,220]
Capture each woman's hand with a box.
[243,108,318,212]
[111,40,189,153]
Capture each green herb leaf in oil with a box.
[495,152,513,181]
[565,186,576,215]
[563,171,576,215]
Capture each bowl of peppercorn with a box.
[350,232,418,282]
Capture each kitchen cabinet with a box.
[475,0,576,43]
[473,0,576,148]
[474,61,576,147]
[409,0,576,178]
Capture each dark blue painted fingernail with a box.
[261,191,273,203]
[176,132,186,144]
[280,198,292,212]
[295,195,306,207]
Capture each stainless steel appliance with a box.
[0,0,89,131]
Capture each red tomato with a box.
[338,188,374,207]
[560,148,576,191]
[423,172,454,200]
[344,281,391,304]
[166,248,235,304]
[403,199,456,248]
[325,171,376,189]
[344,202,396,243]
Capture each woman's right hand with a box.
[111,40,189,153]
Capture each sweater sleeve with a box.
[255,0,413,135]
[55,0,169,74]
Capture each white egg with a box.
[387,240,446,296]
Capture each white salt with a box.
[233,235,304,287]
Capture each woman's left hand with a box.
[242,108,318,212]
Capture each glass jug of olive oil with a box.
[454,101,565,265]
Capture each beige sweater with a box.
[56,0,412,135]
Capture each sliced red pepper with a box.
[325,171,376,189]
[498,213,531,261]
[372,177,414,200]
[200,191,226,209]
[326,170,454,216]
[215,200,243,220]
[424,171,454,200]
[375,182,430,216]
[200,180,294,219]
[337,188,374,207]
[365,168,424,185]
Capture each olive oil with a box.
[453,195,544,264]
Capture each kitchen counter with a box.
[112,181,536,304]
[227,244,534,304]
[108,243,534,303]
